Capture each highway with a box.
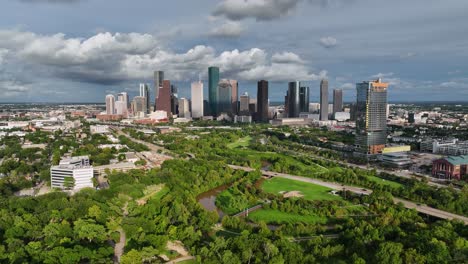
[228,165,468,225]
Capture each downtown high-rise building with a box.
[208,66,220,116]
[155,80,172,116]
[171,85,178,115]
[153,71,164,111]
[139,83,150,114]
[178,98,190,118]
[191,81,204,118]
[105,94,115,115]
[287,81,301,118]
[355,78,389,155]
[320,79,329,121]
[217,79,232,115]
[230,80,239,115]
[239,92,250,115]
[299,85,310,113]
[132,96,146,116]
[257,80,269,122]
[116,92,129,117]
[333,89,343,115]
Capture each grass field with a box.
[261,177,343,201]
[227,136,252,149]
[248,209,327,224]
[367,175,403,189]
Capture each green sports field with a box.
[261,177,342,201]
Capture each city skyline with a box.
[1,1,468,102]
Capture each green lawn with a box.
[367,175,403,189]
[227,136,252,149]
[248,209,327,224]
[261,177,342,201]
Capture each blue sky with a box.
[0,0,467,103]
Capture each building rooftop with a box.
[444,155,468,165]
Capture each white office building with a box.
[191,81,204,118]
[50,156,94,191]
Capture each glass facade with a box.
[208,67,220,116]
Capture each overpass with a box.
[228,165,468,225]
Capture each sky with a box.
[0,0,468,103]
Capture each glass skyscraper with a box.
[217,79,232,115]
[208,66,220,116]
[287,81,300,118]
[320,79,329,121]
[355,79,389,155]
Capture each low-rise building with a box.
[50,156,94,190]
[432,155,468,180]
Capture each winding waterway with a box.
[196,184,230,219]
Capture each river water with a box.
[196,184,230,219]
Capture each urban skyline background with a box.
[1,0,467,102]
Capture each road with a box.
[111,127,165,152]
[228,165,468,225]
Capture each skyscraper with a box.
[178,98,190,118]
[156,80,172,115]
[239,92,250,115]
[191,81,204,118]
[132,96,146,116]
[217,79,232,115]
[105,94,115,115]
[333,89,343,115]
[139,83,150,114]
[355,78,389,155]
[287,81,300,118]
[230,80,239,115]
[208,66,220,116]
[153,71,164,111]
[171,85,178,115]
[320,79,329,121]
[117,92,129,117]
[257,80,269,122]
[299,85,310,113]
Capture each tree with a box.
[73,219,107,243]
[375,242,403,264]
[63,176,75,190]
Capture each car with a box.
[361,189,367,192]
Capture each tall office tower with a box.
[171,85,178,115]
[287,81,300,117]
[333,89,343,115]
[230,80,239,115]
[284,92,289,117]
[115,101,125,115]
[156,80,172,115]
[178,98,191,118]
[257,80,269,122]
[153,71,164,111]
[116,92,129,117]
[320,79,329,120]
[191,81,204,118]
[105,94,115,115]
[239,92,250,115]
[249,99,257,114]
[355,78,389,155]
[132,96,146,115]
[208,66,220,116]
[217,79,232,115]
[139,83,151,114]
[299,85,310,113]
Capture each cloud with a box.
[319,36,338,48]
[0,29,322,87]
[212,0,350,21]
[209,21,244,38]
[213,0,302,21]
[271,52,305,64]
[372,72,394,78]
